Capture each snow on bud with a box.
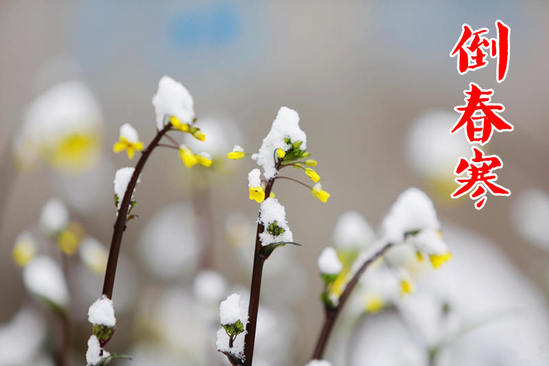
[40,198,69,234]
[23,256,69,308]
[88,295,116,328]
[113,167,139,208]
[381,187,440,243]
[219,293,247,326]
[258,198,293,246]
[311,183,330,203]
[86,335,110,366]
[252,106,307,180]
[318,247,342,276]
[152,76,195,130]
[228,145,245,160]
[248,168,265,203]
[196,152,213,167]
[217,293,247,360]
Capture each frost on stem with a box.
[258,198,293,247]
[252,106,307,180]
[152,75,195,130]
[217,294,248,362]
[86,335,110,366]
[22,256,69,309]
[113,167,140,209]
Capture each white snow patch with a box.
[248,168,262,188]
[152,76,194,130]
[258,198,293,246]
[39,198,68,234]
[333,211,374,250]
[88,295,116,327]
[113,167,139,208]
[318,247,342,275]
[119,123,139,143]
[86,335,110,366]
[23,256,69,307]
[219,293,247,326]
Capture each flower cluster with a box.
[228,106,331,204]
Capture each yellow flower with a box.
[228,145,246,160]
[305,159,318,167]
[269,192,276,198]
[169,116,190,132]
[276,148,286,159]
[192,130,206,141]
[113,137,144,159]
[312,183,330,203]
[305,168,320,183]
[50,132,99,171]
[12,235,36,267]
[429,252,452,269]
[179,145,198,168]
[400,279,414,296]
[364,293,384,313]
[196,152,213,167]
[249,187,265,203]
[58,230,80,255]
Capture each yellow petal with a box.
[193,131,206,141]
[276,148,286,159]
[305,159,318,167]
[113,141,126,153]
[416,250,423,262]
[312,185,330,203]
[400,279,414,296]
[269,192,276,198]
[305,168,321,183]
[179,147,198,168]
[249,187,265,203]
[58,230,80,255]
[228,151,245,160]
[134,141,144,151]
[429,252,452,269]
[127,147,135,160]
[197,154,213,167]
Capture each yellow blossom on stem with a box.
[113,123,144,159]
[179,145,198,168]
[305,159,318,167]
[305,168,320,183]
[196,152,213,167]
[249,187,265,203]
[192,130,206,141]
[429,252,452,269]
[228,145,245,160]
[169,116,190,132]
[312,183,330,203]
[276,148,286,159]
[58,230,80,255]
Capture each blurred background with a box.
[0,1,548,365]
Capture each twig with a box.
[102,123,172,299]
[311,242,394,359]
[275,176,312,190]
[243,162,282,366]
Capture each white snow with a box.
[88,295,116,327]
[152,76,195,130]
[232,145,244,153]
[408,229,448,255]
[381,188,440,243]
[113,167,139,208]
[39,198,68,234]
[216,327,245,359]
[248,168,262,188]
[86,335,110,366]
[306,360,332,366]
[193,270,227,305]
[23,256,69,307]
[333,211,374,250]
[119,123,139,143]
[252,106,307,179]
[219,293,247,326]
[258,198,293,246]
[0,308,46,365]
[318,247,342,275]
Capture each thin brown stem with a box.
[311,242,394,360]
[243,162,281,366]
[164,133,180,147]
[276,175,312,190]
[102,123,172,299]
[157,143,179,150]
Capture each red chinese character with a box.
[451,147,510,210]
[450,20,510,82]
[451,82,513,145]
